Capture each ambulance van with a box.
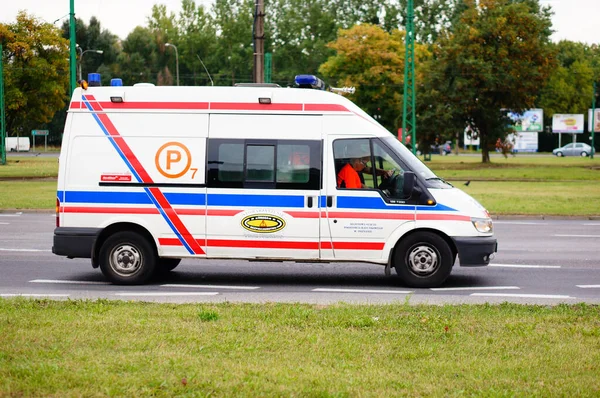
[52,74,497,287]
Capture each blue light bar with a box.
[110,78,123,86]
[88,73,101,87]
[295,74,326,90]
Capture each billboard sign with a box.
[507,132,538,152]
[588,109,600,133]
[552,114,584,133]
[508,109,543,132]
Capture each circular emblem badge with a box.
[241,214,286,233]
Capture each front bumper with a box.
[52,227,101,259]
[453,236,497,266]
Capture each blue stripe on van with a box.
[207,194,304,208]
[61,191,206,206]
[337,196,456,212]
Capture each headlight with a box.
[471,217,493,233]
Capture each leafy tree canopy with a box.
[0,12,69,137]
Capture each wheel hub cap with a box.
[110,244,142,276]
[407,245,439,276]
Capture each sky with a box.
[1,0,599,44]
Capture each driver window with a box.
[372,140,406,198]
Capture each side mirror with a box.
[402,171,415,197]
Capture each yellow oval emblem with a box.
[241,214,286,233]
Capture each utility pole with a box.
[70,0,77,94]
[402,0,417,155]
[0,44,5,165]
[253,0,264,83]
[592,82,596,159]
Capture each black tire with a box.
[393,232,453,288]
[157,258,181,272]
[99,231,157,285]
[581,151,588,157]
[556,151,563,157]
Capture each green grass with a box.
[0,181,57,209]
[461,181,600,216]
[1,299,598,397]
[0,157,59,178]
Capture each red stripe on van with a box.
[210,102,303,111]
[320,242,385,250]
[324,211,414,220]
[208,239,319,250]
[304,104,350,112]
[283,211,320,218]
[416,214,471,221]
[61,206,159,214]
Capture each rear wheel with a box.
[393,232,453,288]
[581,151,588,157]
[99,231,156,285]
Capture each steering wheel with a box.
[378,168,398,192]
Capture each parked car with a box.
[431,141,452,155]
[552,143,595,157]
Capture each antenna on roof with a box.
[329,86,356,95]
[196,54,214,86]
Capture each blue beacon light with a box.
[110,78,123,86]
[88,73,101,87]
[295,75,326,90]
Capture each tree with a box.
[319,24,430,134]
[422,0,556,162]
[0,12,69,141]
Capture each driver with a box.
[337,156,394,189]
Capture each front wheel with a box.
[393,232,453,288]
[99,231,156,285]
[581,151,588,157]
[556,151,563,157]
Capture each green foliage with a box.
[421,0,556,162]
[0,12,70,139]
[319,24,430,133]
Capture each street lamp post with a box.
[165,43,179,86]
[77,46,104,82]
[592,82,596,160]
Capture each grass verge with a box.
[1,299,599,396]
[0,181,56,209]
[0,157,58,178]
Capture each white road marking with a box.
[470,293,574,299]
[30,279,110,285]
[554,234,600,238]
[430,286,520,291]
[162,284,259,290]
[0,294,70,298]
[583,223,600,226]
[0,214,21,217]
[312,288,412,294]
[489,263,561,269]
[0,222,9,225]
[577,285,600,289]
[0,248,52,252]
[115,292,219,297]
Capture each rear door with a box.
[206,114,322,259]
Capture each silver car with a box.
[552,143,595,157]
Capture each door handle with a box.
[307,196,313,208]
[326,196,333,207]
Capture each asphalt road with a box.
[1,212,599,304]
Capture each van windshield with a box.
[381,136,452,189]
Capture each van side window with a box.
[247,145,275,182]
[277,144,310,183]
[208,139,321,190]
[217,143,244,182]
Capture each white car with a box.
[552,143,595,157]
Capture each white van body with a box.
[53,81,497,287]
[6,137,30,152]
